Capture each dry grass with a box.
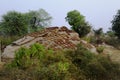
[0,62,5,70]
[103,45,120,64]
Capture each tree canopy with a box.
[24,9,52,32]
[0,9,52,36]
[0,11,28,36]
[111,10,120,39]
[65,10,91,37]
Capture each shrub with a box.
[4,43,78,80]
[7,43,53,69]
[65,44,120,80]
[82,37,91,43]
[86,59,107,79]
[96,46,105,53]
[1,43,120,80]
[105,36,120,49]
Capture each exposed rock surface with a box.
[2,26,81,58]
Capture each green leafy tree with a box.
[0,9,52,36]
[0,11,28,36]
[65,10,91,37]
[111,10,120,39]
[25,9,52,32]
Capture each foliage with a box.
[82,36,94,43]
[0,9,52,36]
[96,46,105,53]
[93,28,104,44]
[93,28,103,36]
[24,9,52,32]
[8,43,49,69]
[0,11,28,36]
[106,30,115,37]
[65,10,91,37]
[104,36,120,49]
[5,43,83,80]
[65,44,120,80]
[111,10,120,39]
[0,36,15,47]
[0,43,120,80]
[105,30,120,49]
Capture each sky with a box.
[0,0,120,32]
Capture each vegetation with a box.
[0,9,52,36]
[65,10,91,37]
[1,43,82,80]
[66,44,120,80]
[0,9,52,50]
[94,28,103,37]
[111,10,120,39]
[0,43,119,80]
[93,28,104,45]
[0,11,28,36]
[96,46,105,53]
[0,36,20,52]
[0,9,120,80]
[104,30,120,49]
[24,9,52,32]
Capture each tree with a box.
[65,10,91,37]
[0,11,28,36]
[111,10,120,39]
[25,9,52,32]
[0,9,52,36]
[93,28,103,37]
[93,28,104,44]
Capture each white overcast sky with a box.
[0,0,120,32]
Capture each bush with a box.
[7,43,53,69]
[96,46,105,53]
[0,43,120,80]
[105,36,120,49]
[82,36,91,43]
[4,43,79,80]
[65,44,120,80]
[86,59,107,79]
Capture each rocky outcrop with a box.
[2,26,80,58]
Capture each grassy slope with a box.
[104,45,120,64]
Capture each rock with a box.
[2,26,80,59]
[12,36,35,46]
[2,26,98,59]
[2,45,20,58]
